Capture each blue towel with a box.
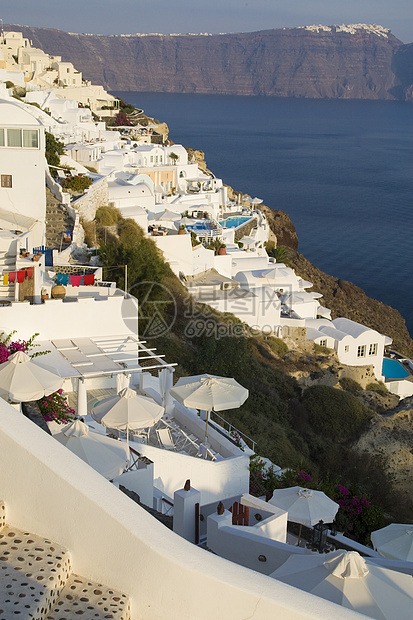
[57,273,68,285]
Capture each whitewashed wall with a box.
[0,402,364,620]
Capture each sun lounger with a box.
[156,427,176,450]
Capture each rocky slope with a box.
[354,397,413,502]
[9,24,413,100]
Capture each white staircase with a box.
[0,250,16,301]
[0,500,131,620]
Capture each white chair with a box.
[156,427,176,450]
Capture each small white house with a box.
[305,317,391,379]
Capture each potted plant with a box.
[41,288,49,302]
[178,224,186,235]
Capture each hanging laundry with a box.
[70,275,82,287]
[26,267,33,280]
[17,270,25,284]
[3,273,8,285]
[8,272,16,284]
[83,273,95,285]
[57,273,69,286]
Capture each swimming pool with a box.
[185,221,215,232]
[221,216,253,228]
[382,358,410,380]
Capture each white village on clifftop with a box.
[0,30,412,620]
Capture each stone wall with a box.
[72,177,108,222]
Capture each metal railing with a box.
[209,411,256,452]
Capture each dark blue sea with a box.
[114,92,413,337]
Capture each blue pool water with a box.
[185,221,214,232]
[382,358,410,380]
[221,216,253,228]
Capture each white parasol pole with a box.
[204,409,211,445]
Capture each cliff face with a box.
[9,24,410,100]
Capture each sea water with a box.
[113,92,413,337]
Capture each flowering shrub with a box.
[251,465,385,545]
[62,175,92,193]
[37,389,76,424]
[249,455,280,496]
[230,430,244,451]
[113,111,132,126]
[0,331,46,363]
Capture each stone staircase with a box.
[0,500,131,619]
[46,189,74,251]
[0,250,16,301]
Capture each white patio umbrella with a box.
[0,351,64,402]
[251,197,263,205]
[371,524,413,561]
[92,387,164,443]
[238,236,256,248]
[54,419,129,480]
[268,486,339,544]
[169,374,248,442]
[270,550,413,620]
[152,210,181,222]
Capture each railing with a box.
[209,411,256,452]
[128,446,142,471]
[162,497,174,516]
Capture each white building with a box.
[0,98,46,247]
[305,317,391,379]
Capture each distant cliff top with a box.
[6,24,413,101]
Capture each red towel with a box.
[70,275,82,287]
[83,274,95,285]
[8,272,16,283]
[17,270,25,284]
[26,267,34,280]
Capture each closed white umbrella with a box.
[54,419,129,480]
[169,374,248,442]
[0,351,64,402]
[371,524,413,561]
[271,550,413,620]
[92,387,164,443]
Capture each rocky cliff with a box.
[8,23,413,100]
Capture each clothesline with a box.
[2,267,34,285]
[56,273,95,287]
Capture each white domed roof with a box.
[109,181,154,200]
[0,98,43,127]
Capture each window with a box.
[23,129,39,148]
[319,339,327,347]
[344,345,349,352]
[7,128,22,147]
[0,129,4,146]
[1,175,12,188]
[357,345,366,358]
[369,343,378,356]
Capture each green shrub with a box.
[45,131,64,167]
[339,377,363,392]
[366,382,389,394]
[267,337,288,357]
[313,343,333,355]
[63,175,92,192]
[302,385,373,442]
[95,205,121,226]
